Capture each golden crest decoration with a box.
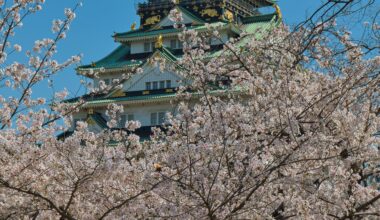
[144,15,161,26]
[201,9,219,18]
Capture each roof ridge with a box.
[176,5,205,24]
[148,5,205,31]
[242,12,277,24]
[158,46,178,62]
[76,45,129,70]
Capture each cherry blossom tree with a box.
[0,1,379,219]
[143,24,380,218]
[141,3,379,219]
[0,1,157,219]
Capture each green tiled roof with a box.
[85,93,177,106]
[77,45,179,72]
[78,12,278,73]
[158,47,178,62]
[114,22,230,42]
[77,45,143,72]
[242,13,278,24]
[79,89,240,107]
[114,12,277,42]
[114,5,205,41]
[243,13,278,34]
[208,13,279,58]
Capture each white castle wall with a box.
[123,66,182,92]
[72,101,176,130]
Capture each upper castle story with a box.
[76,0,280,81]
[136,0,273,27]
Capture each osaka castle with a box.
[61,0,281,140]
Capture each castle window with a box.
[166,80,171,88]
[145,82,151,90]
[150,112,157,125]
[170,39,182,49]
[144,41,155,52]
[146,80,172,90]
[158,112,165,124]
[144,42,151,52]
[119,114,135,128]
[159,81,165,89]
[151,112,166,125]
[153,81,158,90]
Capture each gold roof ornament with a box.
[144,15,161,26]
[201,9,219,18]
[130,22,136,30]
[155,35,163,48]
[274,4,282,21]
[88,108,94,115]
[224,10,234,22]
[174,0,180,4]
[91,62,96,67]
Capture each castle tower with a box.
[60,0,280,140]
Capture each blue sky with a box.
[10,0,324,100]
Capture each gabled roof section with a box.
[155,46,178,62]
[151,5,205,30]
[103,46,179,97]
[77,46,181,76]
[76,45,146,75]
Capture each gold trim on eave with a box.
[111,90,126,98]
[274,4,282,21]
